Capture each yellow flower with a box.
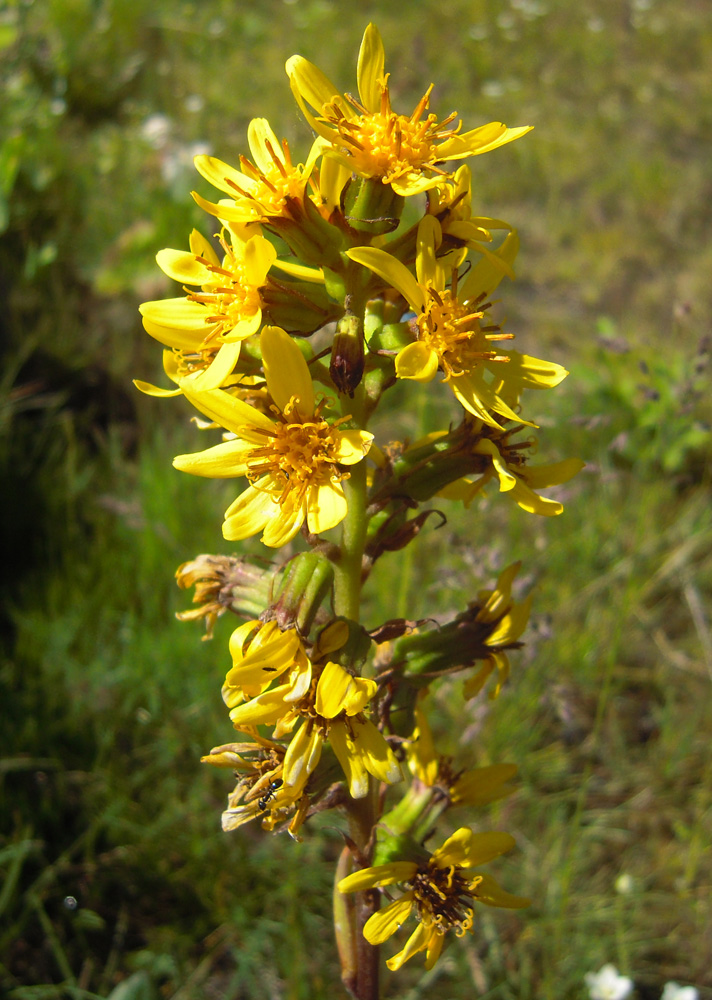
[466,562,532,699]
[406,700,518,807]
[438,431,585,516]
[348,216,568,428]
[338,827,529,971]
[287,24,531,197]
[192,118,325,224]
[173,326,373,546]
[138,225,275,392]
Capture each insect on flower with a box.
[258,778,284,811]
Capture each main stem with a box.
[332,385,380,1000]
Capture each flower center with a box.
[246,414,348,506]
[417,288,510,379]
[322,85,461,184]
[411,864,480,937]
[231,140,307,216]
[188,239,264,342]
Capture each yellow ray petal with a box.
[338,863,417,894]
[156,249,214,285]
[357,23,385,114]
[261,325,315,418]
[347,247,424,312]
[395,342,439,382]
[363,895,414,945]
[306,480,348,535]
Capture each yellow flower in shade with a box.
[138,226,275,392]
[466,562,532,699]
[228,656,403,800]
[173,326,373,546]
[406,700,518,807]
[192,118,325,224]
[348,216,568,428]
[438,430,585,516]
[286,24,532,197]
[201,731,308,839]
[338,826,529,971]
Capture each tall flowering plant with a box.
[137,25,581,998]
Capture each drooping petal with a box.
[328,721,369,798]
[243,233,278,287]
[460,230,520,301]
[140,297,210,331]
[222,482,276,540]
[261,491,307,547]
[354,719,403,785]
[185,340,242,391]
[194,154,252,198]
[282,722,323,793]
[182,386,275,434]
[524,457,585,490]
[363,895,414,946]
[385,921,430,971]
[423,928,445,971]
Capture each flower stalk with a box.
[137,21,580,996]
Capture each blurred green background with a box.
[1,0,711,997]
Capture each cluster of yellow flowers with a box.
[138,24,580,986]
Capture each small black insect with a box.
[257,778,283,812]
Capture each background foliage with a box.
[1,0,710,997]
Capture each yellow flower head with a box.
[287,24,531,197]
[138,226,276,393]
[338,826,529,971]
[349,216,567,428]
[224,622,402,799]
[192,118,325,224]
[173,326,373,547]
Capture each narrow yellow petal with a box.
[354,719,403,785]
[363,896,414,946]
[173,440,252,478]
[189,228,220,265]
[385,922,430,971]
[247,118,283,174]
[357,24,385,114]
[415,216,442,288]
[132,379,183,398]
[139,297,208,330]
[338,863,417,894]
[260,325,315,418]
[261,492,306,547]
[346,247,425,312]
[524,458,585,490]
[283,722,323,793]
[243,233,277,288]
[329,721,368,798]
[194,154,250,198]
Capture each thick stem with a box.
[332,385,380,999]
[332,385,368,622]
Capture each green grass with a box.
[2,0,712,997]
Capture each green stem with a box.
[332,384,380,998]
[333,386,368,622]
